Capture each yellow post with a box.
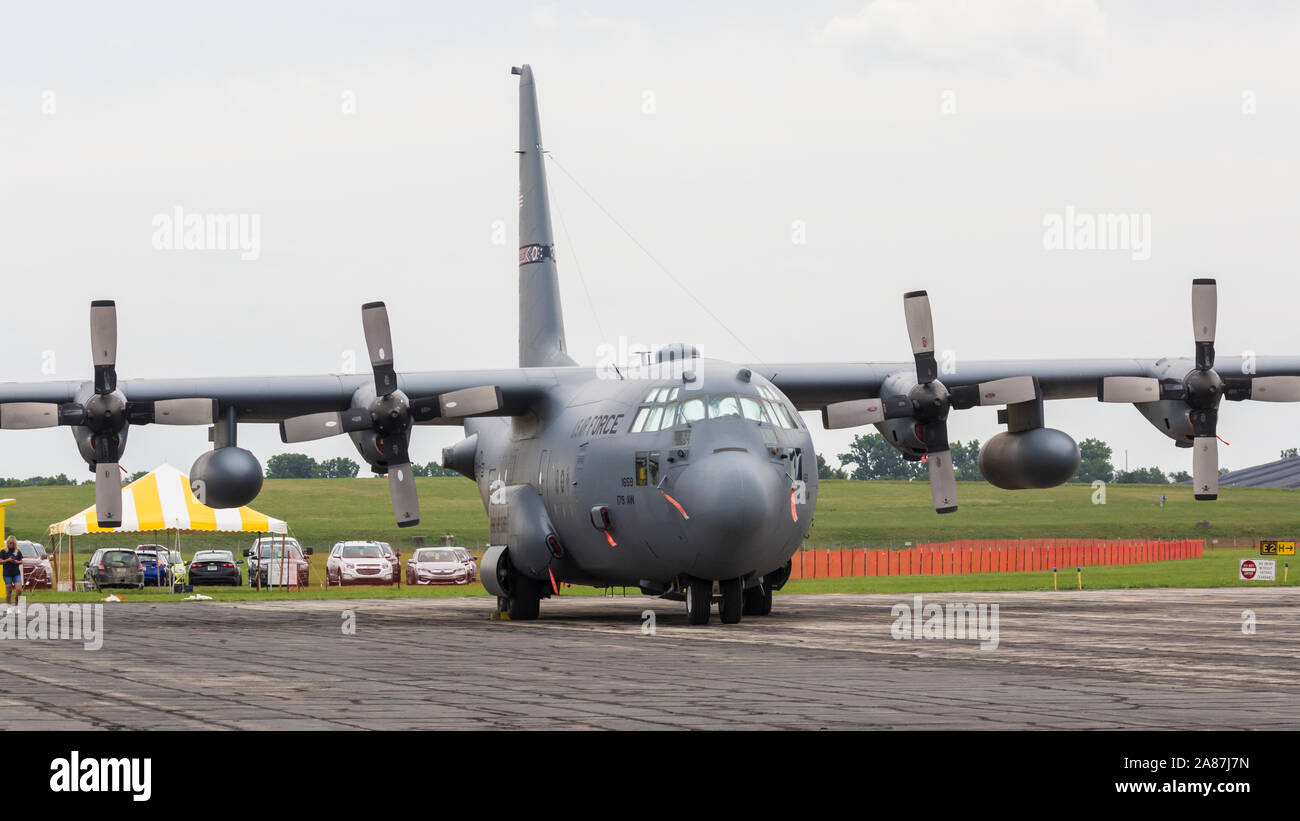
[1052,566,1058,590]
[1077,566,1083,590]
[0,499,15,598]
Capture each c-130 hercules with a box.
[3,66,1300,624]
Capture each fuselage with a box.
[466,357,817,590]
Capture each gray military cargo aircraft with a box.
[3,65,1300,624]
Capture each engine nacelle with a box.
[874,418,926,459]
[978,428,1080,490]
[872,370,926,458]
[1134,400,1195,445]
[350,429,388,473]
[189,447,264,508]
[74,425,132,468]
[442,433,479,480]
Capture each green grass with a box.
[1,478,1295,598]
[2,477,489,554]
[807,480,1300,547]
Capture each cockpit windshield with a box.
[629,386,800,431]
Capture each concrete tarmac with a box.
[0,588,1295,730]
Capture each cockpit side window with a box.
[631,407,651,433]
[738,396,766,422]
[657,402,679,430]
[630,387,685,432]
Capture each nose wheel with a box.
[742,584,772,616]
[684,576,747,625]
[718,577,744,624]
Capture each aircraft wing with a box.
[0,368,575,423]
[757,356,1300,410]
[752,284,1300,512]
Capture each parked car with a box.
[377,542,402,580]
[168,550,186,585]
[187,550,242,586]
[455,548,478,583]
[135,544,174,586]
[84,548,144,590]
[406,547,475,586]
[15,540,53,590]
[244,537,311,587]
[327,541,395,586]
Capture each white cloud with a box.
[817,0,1109,72]
[531,3,561,29]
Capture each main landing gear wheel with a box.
[742,585,772,616]
[718,577,744,624]
[685,577,712,625]
[506,575,541,621]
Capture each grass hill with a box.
[3,478,1295,558]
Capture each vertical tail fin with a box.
[513,64,574,368]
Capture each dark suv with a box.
[84,548,145,590]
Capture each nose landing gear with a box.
[682,575,750,625]
[742,584,772,616]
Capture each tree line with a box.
[263,453,459,479]
[818,434,1289,484]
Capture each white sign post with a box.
[1239,559,1276,581]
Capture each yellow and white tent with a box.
[48,463,286,536]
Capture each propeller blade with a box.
[388,464,420,527]
[361,301,397,396]
[926,450,958,514]
[902,290,938,383]
[1099,376,1162,403]
[279,409,372,443]
[438,385,503,419]
[151,398,218,426]
[95,463,123,527]
[976,376,1037,406]
[90,300,118,394]
[1192,436,1218,500]
[822,399,885,429]
[0,403,61,429]
[383,431,420,527]
[1192,278,1216,370]
[1248,376,1300,403]
[1191,278,1217,344]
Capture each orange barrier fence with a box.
[787,539,1203,580]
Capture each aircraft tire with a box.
[685,577,711,625]
[742,585,772,616]
[719,577,744,624]
[507,575,541,621]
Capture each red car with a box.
[16,540,53,590]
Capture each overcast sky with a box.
[1,0,1298,482]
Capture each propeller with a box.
[1098,278,1300,500]
[278,301,503,527]
[823,290,1038,514]
[0,301,217,526]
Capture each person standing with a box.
[1,536,23,607]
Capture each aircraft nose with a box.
[671,449,785,545]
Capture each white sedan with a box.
[406,547,475,585]
[327,542,395,586]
